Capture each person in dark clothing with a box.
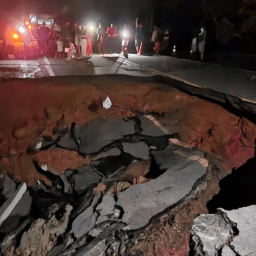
[37,22,49,57]
[96,23,105,54]
[135,18,144,55]
[62,22,72,51]
[151,26,163,55]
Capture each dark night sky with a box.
[0,0,243,28]
[1,0,153,25]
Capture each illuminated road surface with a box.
[1,54,256,103]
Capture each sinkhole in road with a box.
[0,75,256,256]
[207,156,256,212]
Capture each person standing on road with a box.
[163,28,170,54]
[86,26,92,56]
[106,23,117,38]
[135,18,144,55]
[96,23,104,54]
[62,22,72,55]
[198,26,207,61]
[80,26,87,57]
[151,26,162,55]
[74,22,81,56]
[38,22,49,57]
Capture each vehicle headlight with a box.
[122,30,129,38]
[13,33,19,39]
[88,24,95,32]
[18,26,26,34]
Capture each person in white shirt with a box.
[198,26,207,61]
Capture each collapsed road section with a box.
[0,75,256,256]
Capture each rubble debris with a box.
[33,137,57,152]
[74,118,136,154]
[106,181,131,196]
[59,173,73,194]
[0,217,32,255]
[47,234,74,256]
[117,145,208,230]
[15,204,72,256]
[191,205,256,256]
[190,212,236,256]
[137,134,169,150]
[91,147,121,161]
[70,183,95,221]
[71,195,100,239]
[222,206,256,256]
[32,148,90,175]
[102,96,112,109]
[121,141,149,160]
[93,152,134,178]
[1,75,256,255]
[101,159,150,187]
[0,183,31,233]
[57,132,78,151]
[139,115,167,137]
[70,222,125,256]
[96,195,116,216]
[0,175,16,203]
[69,165,101,196]
[221,246,236,256]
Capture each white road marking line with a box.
[146,114,208,167]
[43,57,55,76]
[146,114,169,134]
[118,59,202,88]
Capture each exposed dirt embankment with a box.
[0,75,255,185]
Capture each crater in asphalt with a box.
[207,157,256,212]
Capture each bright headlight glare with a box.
[122,30,129,38]
[18,26,26,34]
[88,24,95,32]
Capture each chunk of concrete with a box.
[152,142,205,171]
[92,148,121,161]
[222,206,256,256]
[15,204,72,256]
[96,195,116,216]
[58,133,78,151]
[122,142,149,160]
[139,116,167,137]
[72,196,100,238]
[0,175,16,199]
[93,153,134,177]
[0,183,31,233]
[74,118,136,154]
[117,144,207,230]
[73,222,125,256]
[191,213,235,256]
[69,165,101,196]
[221,246,236,256]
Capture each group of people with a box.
[30,21,122,59]
[22,18,171,59]
[33,21,94,59]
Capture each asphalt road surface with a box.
[1,54,256,103]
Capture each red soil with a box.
[0,76,255,185]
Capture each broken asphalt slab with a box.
[117,142,208,230]
[74,118,136,154]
